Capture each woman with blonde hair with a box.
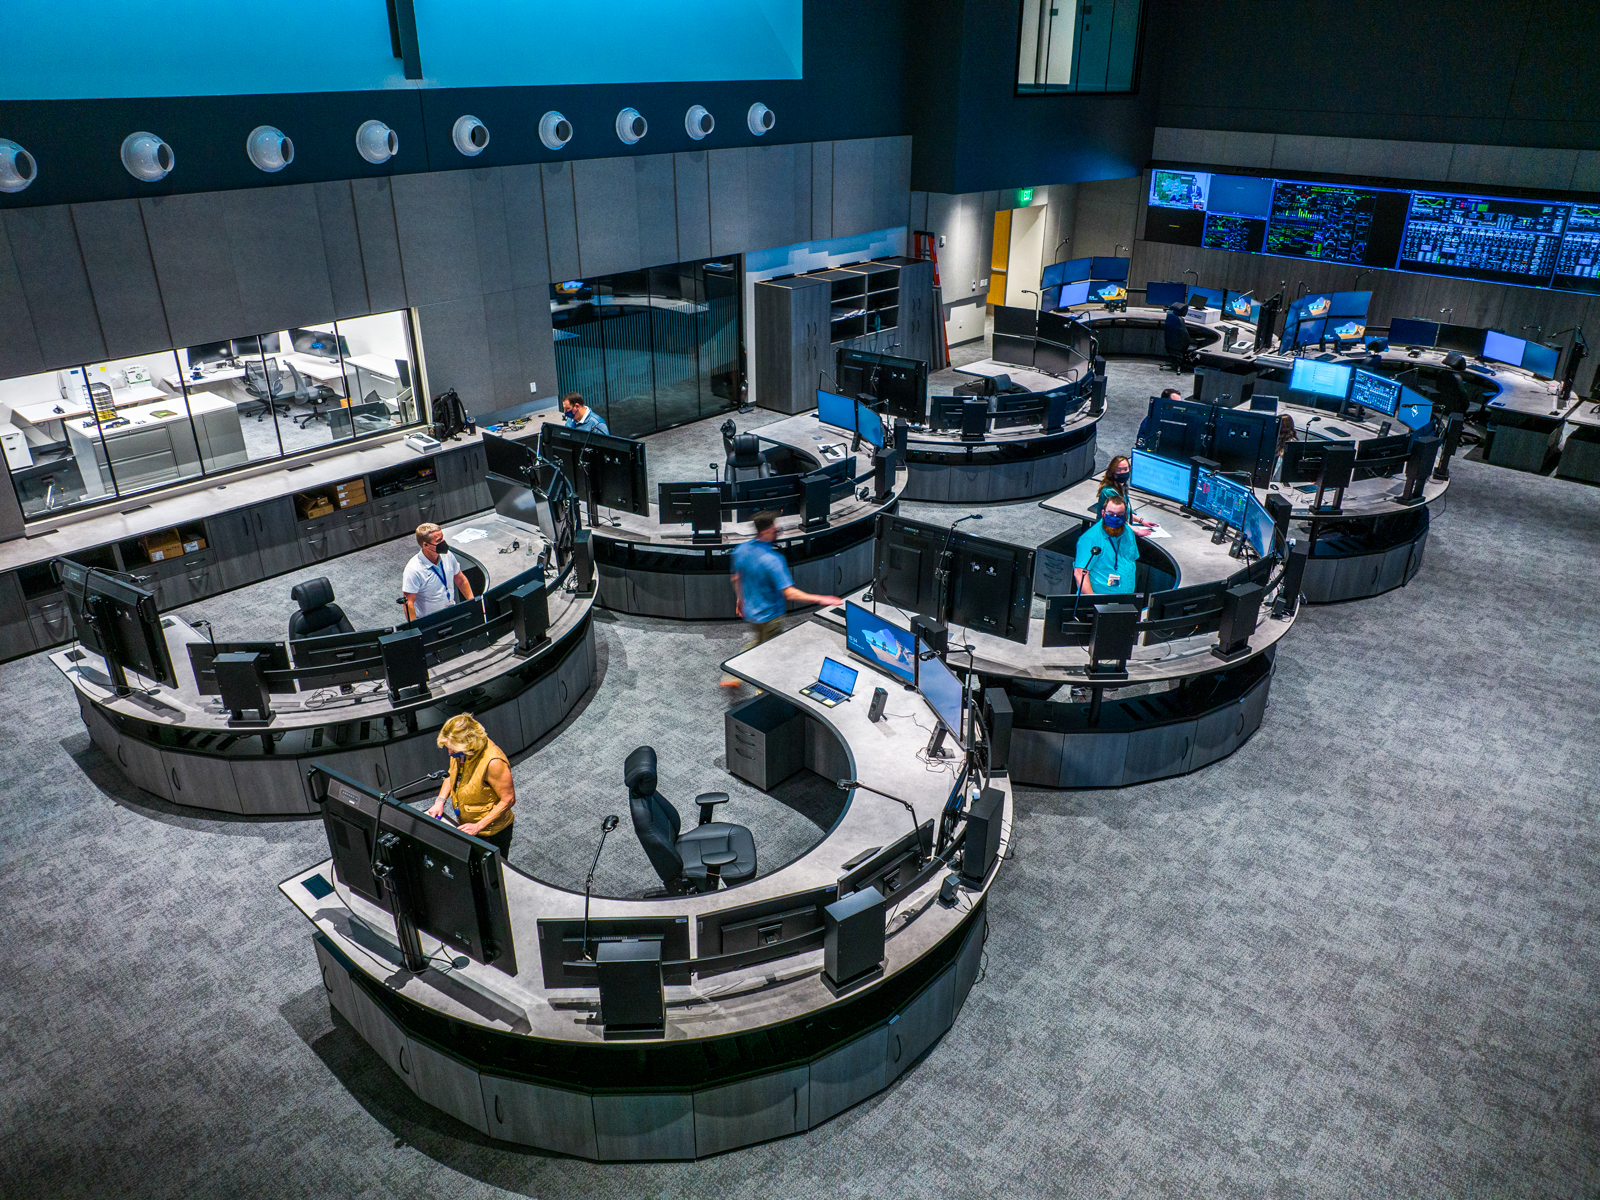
[426,713,517,857]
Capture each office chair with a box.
[720,418,738,459]
[725,433,767,485]
[288,578,356,640]
[241,361,294,422]
[625,745,756,894]
[284,363,341,429]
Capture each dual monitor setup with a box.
[186,327,353,369]
[1385,318,1563,380]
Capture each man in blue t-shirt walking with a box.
[721,511,843,687]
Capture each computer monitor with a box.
[1054,279,1092,308]
[845,601,916,685]
[816,388,856,434]
[916,641,964,744]
[1289,358,1353,400]
[187,641,295,695]
[81,571,178,689]
[377,802,519,976]
[1482,330,1526,368]
[484,432,540,487]
[656,480,726,524]
[835,349,926,423]
[1041,593,1147,648]
[1522,341,1559,379]
[186,340,234,367]
[1142,581,1227,645]
[1211,408,1278,486]
[290,327,348,359]
[400,600,490,666]
[1354,433,1414,479]
[540,424,650,517]
[1147,396,1211,463]
[838,820,934,901]
[1053,257,1093,284]
[1436,323,1486,357]
[990,392,1048,431]
[314,768,391,910]
[1129,448,1193,505]
[1087,281,1127,304]
[230,332,282,358]
[1387,317,1438,348]
[692,885,840,979]
[1396,392,1433,431]
[1191,470,1251,530]
[289,627,388,687]
[855,402,885,449]
[731,473,803,519]
[874,514,948,624]
[1240,495,1278,559]
[1349,369,1402,417]
[537,916,692,988]
[1090,256,1130,281]
[482,565,549,621]
[948,530,1035,645]
[1145,281,1187,307]
[1279,439,1355,485]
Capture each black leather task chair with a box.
[284,363,341,429]
[725,433,767,485]
[625,746,756,894]
[288,578,355,640]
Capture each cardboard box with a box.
[296,494,336,520]
[334,478,367,508]
[141,531,205,562]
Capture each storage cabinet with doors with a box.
[249,497,305,578]
[755,276,832,415]
[369,459,442,544]
[161,748,243,813]
[436,443,490,520]
[205,509,267,593]
[0,570,35,660]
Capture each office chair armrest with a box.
[695,792,730,825]
[700,848,738,888]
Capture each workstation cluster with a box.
[0,311,419,521]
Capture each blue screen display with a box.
[855,402,885,449]
[1290,358,1353,399]
[816,389,855,433]
[1208,174,1276,219]
[1053,258,1093,284]
[1087,281,1127,303]
[1396,389,1433,430]
[845,602,915,684]
[1145,281,1186,306]
[916,641,964,740]
[1242,495,1277,558]
[1482,330,1526,367]
[1522,341,1559,378]
[1091,256,1130,281]
[1055,279,1092,308]
[1192,471,1251,528]
[818,657,858,694]
[1349,369,1402,417]
[1387,317,1438,347]
[1130,449,1192,504]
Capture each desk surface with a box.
[280,617,1010,1043]
[60,391,237,439]
[11,386,170,426]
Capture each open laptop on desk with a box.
[799,657,858,707]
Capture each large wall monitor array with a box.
[1147,168,1600,294]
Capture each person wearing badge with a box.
[403,522,474,620]
[1074,496,1141,595]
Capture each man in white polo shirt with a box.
[403,523,474,620]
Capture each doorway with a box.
[988,204,1048,311]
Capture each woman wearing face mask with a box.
[1094,455,1158,535]
[427,713,517,856]
[1073,496,1140,595]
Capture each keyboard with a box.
[800,681,849,707]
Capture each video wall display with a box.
[1147,168,1600,293]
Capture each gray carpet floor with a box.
[3,339,1599,1199]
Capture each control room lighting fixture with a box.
[246,126,294,173]
[355,120,398,164]
[0,139,38,192]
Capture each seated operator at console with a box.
[560,391,609,435]
[1074,495,1140,595]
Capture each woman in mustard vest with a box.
[426,713,517,857]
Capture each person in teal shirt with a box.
[1074,496,1141,594]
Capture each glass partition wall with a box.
[0,309,421,521]
[550,256,740,438]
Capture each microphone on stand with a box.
[581,815,621,961]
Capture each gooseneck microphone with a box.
[581,814,621,961]
[837,778,923,852]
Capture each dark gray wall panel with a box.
[140,193,247,348]
[2,207,104,368]
[0,223,44,379]
[415,296,490,404]
[70,200,170,358]
[831,139,874,239]
[746,143,798,255]
[872,136,913,233]
[634,154,679,270]
[350,178,407,313]
[811,141,834,241]
[673,152,711,261]
[500,164,551,292]
[540,162,580,283]
[391,172,480,306]
[513,285,558,406]
[221,185,336,335]
[312,183,370,320]
[572,157,640,279]
[482,288,522,411]
[792,142,813,244]
[708,148,751,256]
[468,169,512,298]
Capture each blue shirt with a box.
[564,408,609,435]
[1074,519,1139,594]
[731,538,794,624]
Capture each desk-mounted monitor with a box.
[1289,358,1353,400]
[1145,281,1186,307]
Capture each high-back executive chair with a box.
[725,433,767,485]
[288,578,355,640]
[625,745,757,893]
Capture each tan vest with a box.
[451,739,512,834]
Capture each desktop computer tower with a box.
[1403,435,1442,501]
[1434,414,1464,480]
[596,938,664,1037]
[981,688,1012,774]
[509,581,549,656]
[572,529,595,596]
[379,628,430,702]
[823,886,885,993]
[961,787,1004,885]
[1214,581,1265,660]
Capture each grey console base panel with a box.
[900,432,1097,504]
[311,906,988,1161]
[1300,528,1428,604]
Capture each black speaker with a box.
[961,787,1004,885]
[982,687,1013,774]
[1088,603,1139,679]
[1433,414,1463,480]
[892,417,909,454]
[1264,491,1292,551]
[1401,435,1441,503]
[823,886,885,993]
[911,615,947,657]
[509,580,549,656]
[597,938,665,1037]
[1214,582,1265,660]
[1272,539,1308,619]
[960,399,988,441]
[571,529,595,596]
[379,628,430,702]
[868,686,888,722]
[802,473,831,529]
[873,451,896,501]
[689,485,722,543]
[215,650,273,724]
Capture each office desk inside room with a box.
[10,385,170,428]
[64,393,247,499]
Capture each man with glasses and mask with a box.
[1073,495,1140,595]
[403,522,474,620]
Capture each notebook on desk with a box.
[799,657,858,707]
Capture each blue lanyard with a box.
[429,559,449,591]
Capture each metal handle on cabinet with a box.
[494,1095,504,1124]
[117,745,128,766]
[399,1045,410,1074]
[171,766,180,791]
[321,964,332,993]
[893,1033,903,1063]
[375,761,385,788]
[1237,713,1246,736]
[1182,737,1190,759]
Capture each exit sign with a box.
[1017,188,1034,206]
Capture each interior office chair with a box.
[725,433,767,485]
[284,363,341,429]
[288,578,356,640]
[240,361,294,422]
[625,745,756,894]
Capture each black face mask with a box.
[434,539,450,555]
[1113,470,1130,484]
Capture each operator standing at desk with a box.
[427,714,517,856]
[720,511,843,687]
[403,523,474,620]
[561,391,609,435]
[1074,496,1140,595]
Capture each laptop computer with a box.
[799,657,858,708]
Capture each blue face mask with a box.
[1102,512,1126,532]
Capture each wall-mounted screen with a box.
[1266,182,1407,267]
[1553,204,1600,295]
[1398,192,1568,286]
[1149,170,1209,210]
[1203,212,1267,254]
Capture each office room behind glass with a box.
[0,308,421,521]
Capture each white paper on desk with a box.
[454,528,490,543]
[1141,527,1173,539]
